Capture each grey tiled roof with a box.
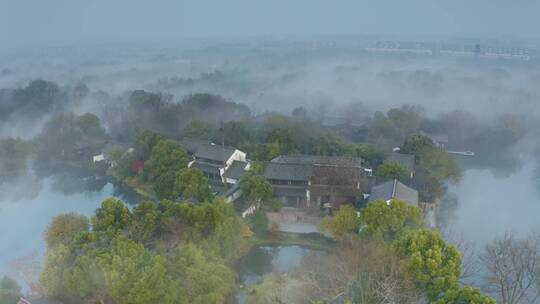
[194,144,237,162]
[262,162,311,181]
[180,139,213,154]
[369,179,418,207]
[192,161,221,176]
[386,152,415,172]
[271,155,363,167]
[224,160,248,179]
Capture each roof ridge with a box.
[391,179,398,198]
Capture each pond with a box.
[0,174,139,282]
[235,245,322,304]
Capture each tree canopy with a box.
[319,204,360,240]
[394,229,462,301]
[375,160,410,181]
[360,199,424,242]
[239,171,272,203]
[173,168,212,202]
[144,139,189,199]
[41,198,250,304]
[0,276,22,304]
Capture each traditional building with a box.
[261,155,368,209]
[368,179,419,207]
[386,152,415,178]
[184,140,247,186]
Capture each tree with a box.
[376,160,410,181]
[239,171,272,203]
[0,276,22,304]
[394,229,462,301]
[135,130,165,160]
[67,250,108,304]
[91,198,132,232]
[144,139,189,199]
[145,139,188,180]
[400,134,436,159]
[183,120,215,140]
[41,244,72,297]
[438,286,495,304]
[249,211,269,236]
[415,148,461,200]
[481,232,540,304]
[291,107,308,120]
[76,113,106,139]
[168,244,236,304]
[319,204,360,240]
[173,168,212,202]
[13,79,67,116]
[101,237,151,303]
[299,239,418,304]
[360,199,424,242]
[0,138,33,174]
[128,201,160,244]
[45,213,89,248]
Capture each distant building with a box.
[368,179,418,207]
[93,153,105,163]
[421,132,449,149]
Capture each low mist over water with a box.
[449,159,540,244]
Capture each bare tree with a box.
[298,240,420,304]
[10,253,42,297]
[481,232,540,304]
[442,227,480,283]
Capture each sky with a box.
[1,0,539,49]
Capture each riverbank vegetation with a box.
[244,200,495,304]
[40,197,252,304]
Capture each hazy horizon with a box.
[2,0,540,49]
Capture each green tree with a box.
[249,211,269,236]
[415,148,462,200]
[360,199,424,242]
[0,276,22,304]
[0,138,33,174]
[438,286,496,304]
[400,134,436,159]
[168,244,236,304]
[183,120,215,140]
[135,130,165,160]
[128,201,160,243]
[91,198,132,232]
[45,213,89,248]
[66,251,108,304]
[174,168,212,202]
[41,244,72,297]
[127,255,177,304]
[144,139,189,199]
[375,160,410,181]
[319,204,360,240]
[394,229,462,301]
[76,113,106,139]
[239,171,272,203]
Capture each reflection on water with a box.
[0,173,139,280]
[235,245,321,304]
[447,160,540,245]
